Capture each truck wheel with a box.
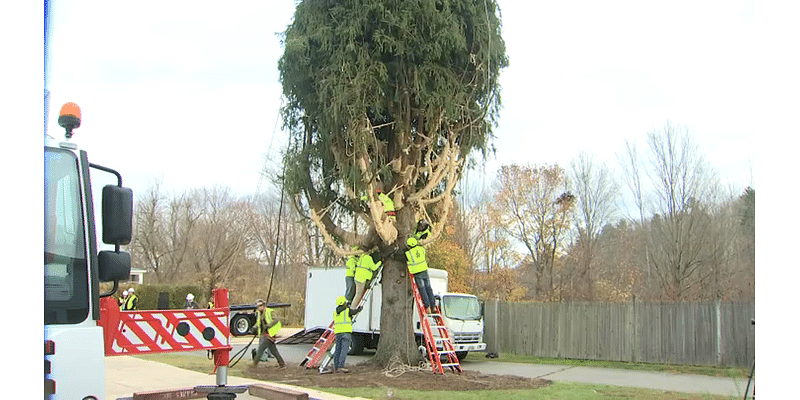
[230,314,251,337]
[456,351,468,361]
[348,334,365,355]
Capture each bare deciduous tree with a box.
[568,152,619,299]
[644,122,719,299]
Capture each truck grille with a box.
[453,332,481,344]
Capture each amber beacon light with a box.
[57,102,81,139]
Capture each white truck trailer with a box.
[303,266,486,360]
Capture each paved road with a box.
[213,336,753,398]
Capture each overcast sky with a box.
[46,0,756,203]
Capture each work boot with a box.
[338,368,350,373]
[278,363,286,370]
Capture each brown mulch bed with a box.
[242,361,551,392]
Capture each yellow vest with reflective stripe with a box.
[355,254,380,283]
[405,245,428,275]
[256,308,282,337]
[125,294,138,310]
[333,308,352,334]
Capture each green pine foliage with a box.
[278,0,509,237]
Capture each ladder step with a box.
[440,363,461,368]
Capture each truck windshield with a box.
[44,147,89,325]
[442,295,481,321]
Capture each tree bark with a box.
[373,255,424,367]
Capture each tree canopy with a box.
[279,0,508,252]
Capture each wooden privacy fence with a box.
[484,299,754,367]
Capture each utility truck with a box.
[45,102,136,398]
[301,266,486,360]
[44,103,254,400]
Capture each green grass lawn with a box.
[134,353,742,400]
[315,384,737,400]
[463,352,749,379]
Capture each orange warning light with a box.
[58,102,81,139]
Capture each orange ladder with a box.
[301,266,383,370]
[410,273,461,374]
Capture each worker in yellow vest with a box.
[361,188,396,221]
[376,188,395,220]
[352,252,382,312]
[344,246,359,303]
[119,289,128,311]
[124,288,138,311]
[414,219,431,241]
[252,299,286,368]
[406,237,435,314]
[328,296,363,373]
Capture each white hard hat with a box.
[186,293,194,300]
[128,288,134,293]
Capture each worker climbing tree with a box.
[278,0,508,367]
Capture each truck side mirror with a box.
[98,251,131,282]
[102,185,133,246]
[480,300,485,316]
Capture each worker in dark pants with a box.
[345,246,359,303]
[252,299,286,369]
[328,296,362,373]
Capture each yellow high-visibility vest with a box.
[355,254,381,283]
[405,245,428,275]
[333,308,353,334]
[125,294,138,310]
[256,308,282,337]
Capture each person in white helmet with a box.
[124,288,138,310]
[184,293,199,309]
[119,289,129,311]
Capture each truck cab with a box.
[45,103,133,399]
[438,293,487,359]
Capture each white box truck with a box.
[303,266,487,360]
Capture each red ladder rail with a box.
[300,321,336,367]
[410,273,462,374]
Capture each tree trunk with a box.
[373,255,424,367]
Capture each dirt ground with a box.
[242,360,551,392]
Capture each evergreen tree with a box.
[278,0,508,366]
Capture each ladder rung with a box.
[437,350,456,355]
[440,363,460,368]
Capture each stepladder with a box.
[410,272,462,374]
[301,266,383,371]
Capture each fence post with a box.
[627,295,636,363]
[715,298,723,365]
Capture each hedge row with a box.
[115,284,207,310]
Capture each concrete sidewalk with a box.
[106,356,363,400]
[460,361,753,398]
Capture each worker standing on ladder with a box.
[252,299,286,369]
[344,246,359,303]
[352,252,382,313]
[406,237,435,314]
